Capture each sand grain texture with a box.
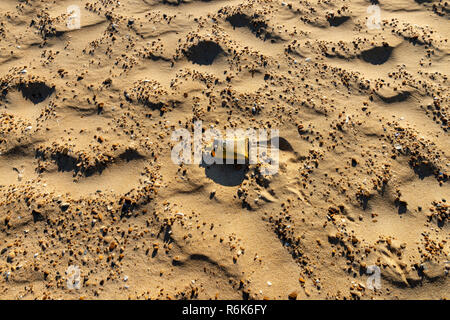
[0,0,448,300]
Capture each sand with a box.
[0,0,448,300]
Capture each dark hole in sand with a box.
[52,153,78,173]
[357,193,371,210]
[395,199,408,214]
[17,82,55,104]
[32,210,44,223]
[119,148,145,162]
[49,152,106,177]
[227,13,280,42]
[172,259,184,266]
[204,163,247,186]
[361,46,393,65]
[121,198,135,215]
[163,225,174,244]
[186,41,224,65]
[227,13,251,28]
[278,137,293,151]
[190,254,212,262]
[378,91,411,103]
[4,145,29,157]
[327,16,350,27]
[411,161,435,179]
[142,101,166,110]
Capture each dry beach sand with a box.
[0,0,448,299]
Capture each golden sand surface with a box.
[0,0,448,299]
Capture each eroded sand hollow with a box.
[0,0,448,300]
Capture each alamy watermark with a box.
[171,121,279,175]
[66,265,82,290]
[366,265,381,290]
[67,5,81,30]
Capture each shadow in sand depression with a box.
[360,45,393,65]
[203,163,247,186]
[186,40,225,65]
[17,81,55,104]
